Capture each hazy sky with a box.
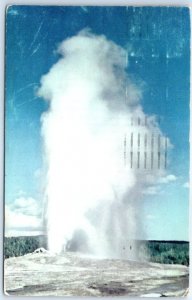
[5,6,190,240]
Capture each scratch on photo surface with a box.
[16,83,37,95]
[30,44,41,57]
[17,96,38,108]
[81,7,88,13]
[29,20,44,51]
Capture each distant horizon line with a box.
[4,234,189,243]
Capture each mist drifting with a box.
[38,30,168,259]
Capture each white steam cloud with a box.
[38,30,169,259]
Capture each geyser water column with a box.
[38,30,168,257]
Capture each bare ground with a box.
[4,251,189,297]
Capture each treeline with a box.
[139,240,189,266]
[4,236,189,266]
[4,236,47,258]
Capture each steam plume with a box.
[38,30,168,259]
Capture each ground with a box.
[4,251,189,297]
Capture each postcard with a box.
[4,6,190,297]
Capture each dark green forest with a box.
[4,236,47,258]
[4,236,189,266]
[140,240,189,266]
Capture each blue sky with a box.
[5,6,190,240]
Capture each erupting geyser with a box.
[38,30,168,259]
